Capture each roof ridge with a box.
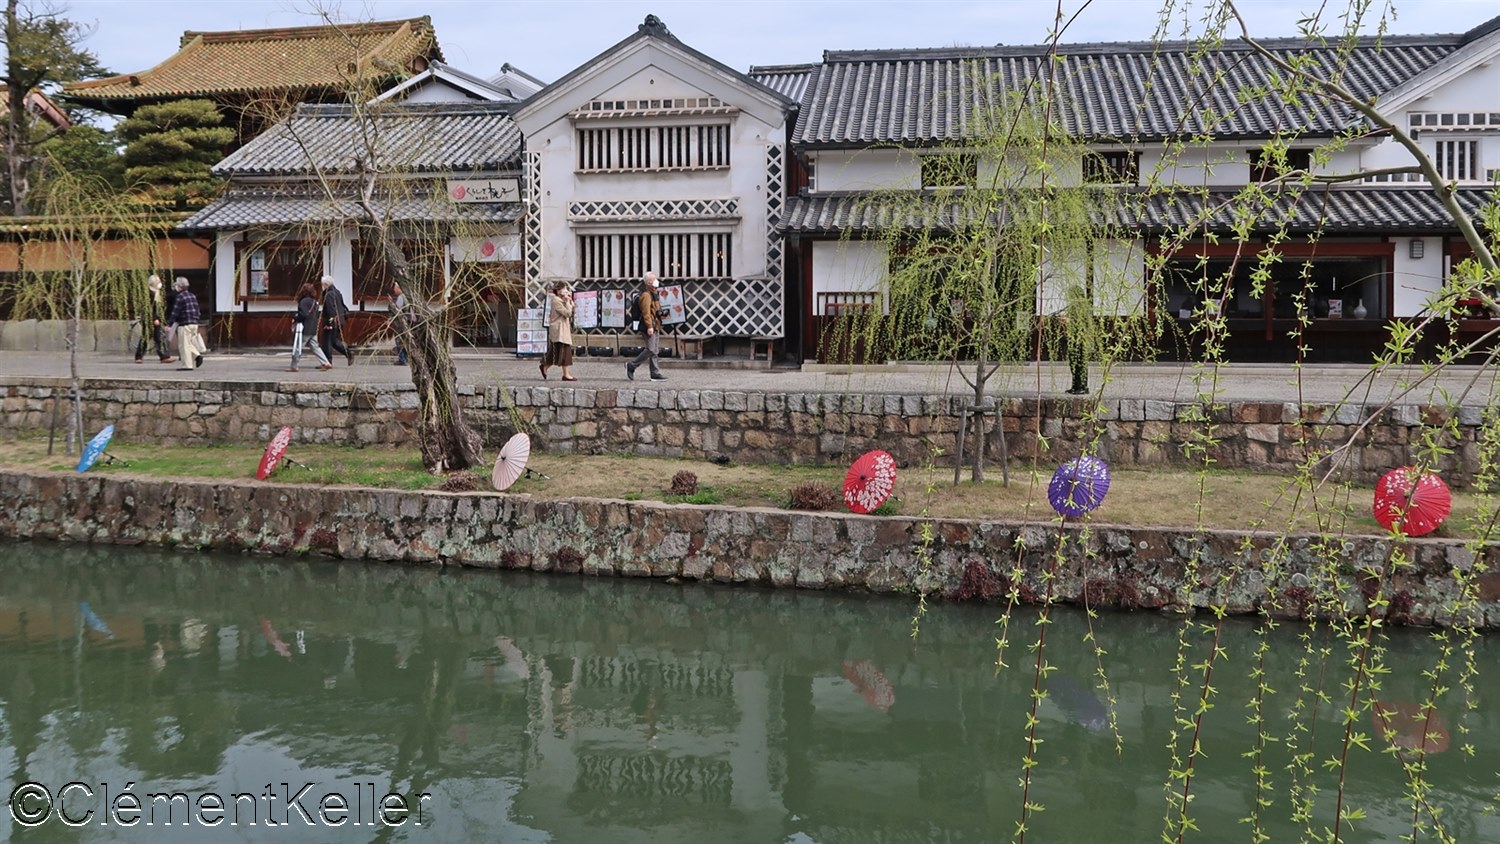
[749,62,821,74]
[821,33,1462,63]
[184,17,428,46]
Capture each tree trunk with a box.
[5,0,30,216]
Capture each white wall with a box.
[811,241,887,315]
[1392,236,1445,317]
[1095,239,1147,316]
[811,149,918,192]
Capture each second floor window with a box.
[921,153,977,188]
[578,232,732,280]
[577,124,730,172]
[1434,139,1479,181]
[1083,150,1139,184]
[1249,147,1312,182]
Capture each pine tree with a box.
[117,98,233,208]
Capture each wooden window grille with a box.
[1435,140,1479,182]
[920,153,977,188]
[576,124,729,172]
[577,233,732,280]
[1083,150,1139,184]
[1249,148,1312,182]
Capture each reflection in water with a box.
[0,542,1498,842]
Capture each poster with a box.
[601,289,626,329]
[573,290,599,329]
[658,284,686,326]
[515,307,547,357]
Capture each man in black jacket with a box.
[319,275,354,366]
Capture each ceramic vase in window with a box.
[1352,298,1368,319]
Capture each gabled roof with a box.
[488,64,546,100]
[783,186,1499,235]
[210,101,522,178]
[790,35,1459,147]
[748,63,817,104]
[513,15,794,131]
[372,60,515,103]
[62,18,442,110]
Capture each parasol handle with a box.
[101,451,129,467]
[282,456,313,471]
[521,467,551,481]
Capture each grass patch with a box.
[0,436,1483,538]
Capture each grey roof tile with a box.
[792,36,1460,146]
[177,186,520,230]
[783,187,1498,234]
[749,63,817,104]
[211,101,523,177]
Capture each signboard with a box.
[573,290,599,329]
[658,284,687,326]
[451,234,520,263]
[600,289,626,329]
[447,178,520,203]
[516,307,547,357]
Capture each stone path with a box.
[1,349,1495,406]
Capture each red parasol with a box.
[843,450,897,514]
[256,426,294,480]
[1371,700,1449,754]
[1373,467,1451,536]
[492,432,532,491]
[842,659,896,711]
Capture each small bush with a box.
[869,499,901,516]
[669,470,699,496]
[788,482,841,511]
[666,487,723,505]
[440,471,482,492]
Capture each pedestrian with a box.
[625,271,667,382]
[540,280,577,381]
[134,274,175,364]
[391,282,408,366]
[288,281,332,372]
[166,277,207,370]
[319,275,354,366]
[1063,285,1092,395]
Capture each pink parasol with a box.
[492,432,532,491]
[1373,467,1451,537]
[256,426,294,480]
[843,450,897,514]
[842,659,896,711]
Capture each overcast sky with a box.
[64,0,1499,84]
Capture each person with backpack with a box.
[625,272,667,382]
[288,281,332,372]
[319,275,354,366]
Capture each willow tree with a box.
[855,88,1145,484]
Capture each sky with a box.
[62,0,1500,85]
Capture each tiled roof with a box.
[783,187,1499,234]
[62,18,441,107]
[178,186,520,230]
[210,102,522,177]
[791,36,1460,146]
[749,63,817,104]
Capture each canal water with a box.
[1,543,1496,842]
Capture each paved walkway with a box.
[0,349,1495,406]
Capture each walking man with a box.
[319,275,354,366]
[625,272,667,382]
[167,277,206,370]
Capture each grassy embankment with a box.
[0,437,1486,538]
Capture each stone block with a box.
[35,320,68,352]
[1144,400,1175,421]
[701,390,725,410]
[92,320,134,354]
[0,320,37,351]
[1120,398,1145,421]
[724,391,747,412]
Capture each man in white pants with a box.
[167,277,207,370]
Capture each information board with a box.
[658,285,687,326]
[601,289,626,329]
[573,290,599,329]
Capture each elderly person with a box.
[134,274,175,364]
[540,280,577,381]
[625,272,666,382]
[166,277,206,370]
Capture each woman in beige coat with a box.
[540,280,577,381]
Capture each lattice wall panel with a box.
[568,198,739,221]
[523,151,545,307]
[764,143,785,337]
[569,276,783,338]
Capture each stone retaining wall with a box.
[0,470,1495,627]
[0,376,1486,484]
[0,320,134,353]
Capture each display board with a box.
[601,289,626,329]
[658,285,687,326]
[516,307,547,357]
[573,290,599,329]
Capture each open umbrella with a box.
[76,425,116,473]
[1373,467,1451,536]
[1372,700,1450,754]
[259,618,293,660]
[843,450,897,514]
[256,426,294,480]
[1048,456,1111,517]
[79,602,114,638]
[493,432,532,491]
[842,659,896,712]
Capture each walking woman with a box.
[133,274,175,364]
[289,281,332,372]
[540,280,577,381]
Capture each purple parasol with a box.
[1048,456,1111,518]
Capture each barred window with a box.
[1435,140,1479,182]
[1249,148,1312,182]
[1083,150,1139,184]
[576,124,730,172]
[577,233,732,280]
[920,153,976,188]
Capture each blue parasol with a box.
[80,601,114,638]
[1048,456,1111,518]
[76,425,115,473]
